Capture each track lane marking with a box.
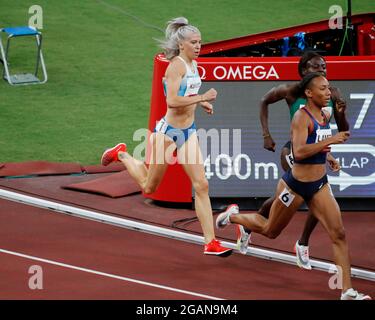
[0,248,224,300]
[0,187,374,281]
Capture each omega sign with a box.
[198,64,280,80]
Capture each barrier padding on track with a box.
[81,163,125,174]
[62,171,142,198]
[0,161,82,177]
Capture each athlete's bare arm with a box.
[260,83,296,151]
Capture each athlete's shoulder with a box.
[166,57,185,76]
[262,82,295,102]
[293,107,309,123]
[284,83,303,106]
[168,56,185,68]
[274,82,296,93]
[287,82,301,97]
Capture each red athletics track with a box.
[0,198,374,300]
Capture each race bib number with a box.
[285,152,294,169]
[315,128,332,143]
[278,188,295,207]
[185,76,201,96]
[155,118,168,134]
[316,128,332,152]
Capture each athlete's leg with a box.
[240,144,290,233]
[308,184,352,292]
[178,133,215,244]
[239,192,275,238]
[258,196,274,218]
[298,212,319,246]
[118,132,175,194]
[231,180,304,238]
[281,143,319,246]
[238,196,274,235]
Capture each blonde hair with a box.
[157,17,201,60]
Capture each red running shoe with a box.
[204,239,232,257]
[101,143,127,166]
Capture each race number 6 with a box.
[278,188,295,207]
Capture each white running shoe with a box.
[294,240,312,270]
[341,288,372,300]
[215,204,239,228]
[236,224,251,255]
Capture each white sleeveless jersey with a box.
[163,56,202,97]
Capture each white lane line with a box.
[0,248,224,300]
[0,187,374,281]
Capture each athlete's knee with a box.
[329,226,346,243]
[192,178,209,195]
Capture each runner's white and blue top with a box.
[157,56,201,148]
[163,56,202,97]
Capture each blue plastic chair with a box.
[0,26,47,85]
